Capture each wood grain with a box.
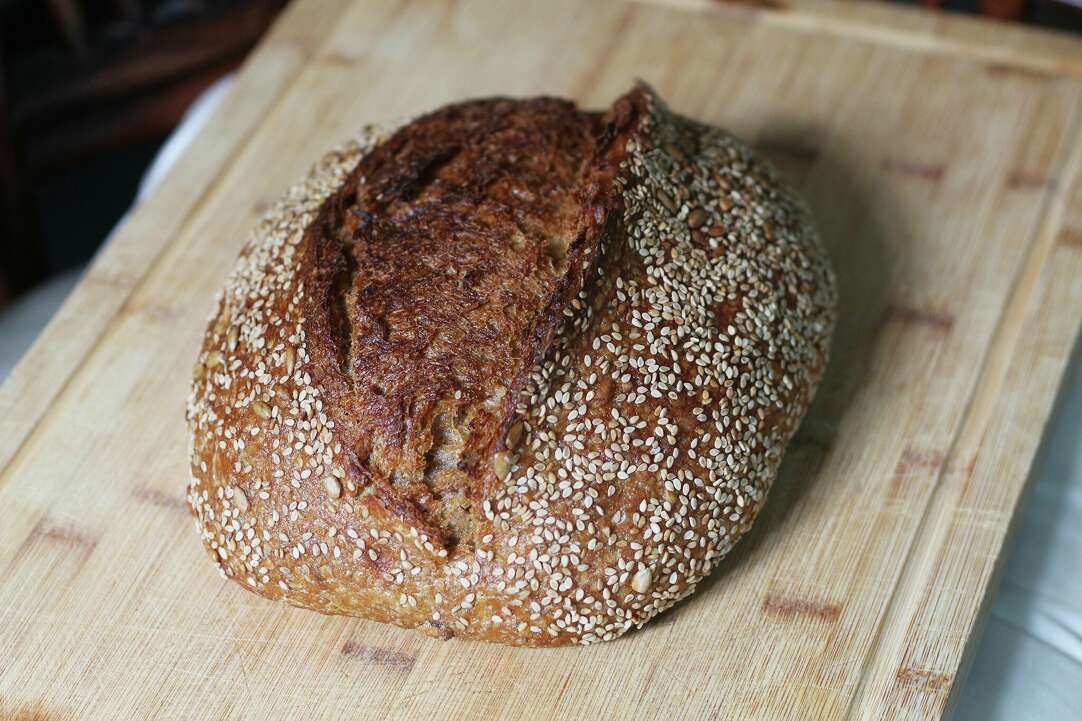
[639,0,1082,77]
[2,1,1081,719]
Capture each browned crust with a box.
[186,84,836,646]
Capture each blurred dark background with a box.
[0,0,286,309]
[0,0,1080,314]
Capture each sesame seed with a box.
[323,476,341,499]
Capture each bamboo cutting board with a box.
[3,1,1082,719]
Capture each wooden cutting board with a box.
[3,1,1081,719]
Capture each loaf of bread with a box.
[186,83,836,646]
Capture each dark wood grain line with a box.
[896,667,953,691]
[881,304,956,334]
[133,487,188,511]
[1005,169,1051,190]
[340,641,415,670]
[1059,226,1082,248]
[712,0,786,11]
[881,157,945,182]
[985,63,1053,81]
[33,518,97,549]
[762,592,841,621]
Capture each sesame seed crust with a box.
[186,84,836,647]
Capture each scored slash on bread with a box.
[186,83,836,646]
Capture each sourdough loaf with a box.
[186,84,836,646]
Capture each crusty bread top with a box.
[187,84,836,646]
[302,96,631,549]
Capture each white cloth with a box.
[0,269,81,379]
[2,74,1079,720]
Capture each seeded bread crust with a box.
[186,84,836,647]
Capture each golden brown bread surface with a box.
[186,84,836,646]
